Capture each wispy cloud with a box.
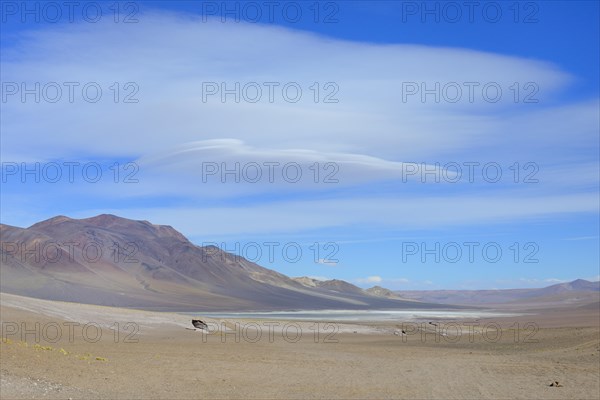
[69,192,597,237]
[563,236,600,241]
[316,258,339,266]
[356,276,383,284]
[1,12,584,165]
[354,276,411,286]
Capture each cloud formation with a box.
[1,12,597,240]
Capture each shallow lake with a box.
[184,309,523,322]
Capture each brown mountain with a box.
[292,277,366,295]
[0,214,446,311]
[365,285,402,299]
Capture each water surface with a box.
[185,310,523,322]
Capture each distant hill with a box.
[292,277,366,295]
[365,285,401,299]
[536,279,600,294]
[394,279,600,307]
[0,214,445,311]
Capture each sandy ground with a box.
[1,293,599,399]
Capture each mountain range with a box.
[1,214,597,311]
[394,279,600,308]
[0,214,443,311]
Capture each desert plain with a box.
[1,292,598,400]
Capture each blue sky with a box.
[1,1,598,289]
